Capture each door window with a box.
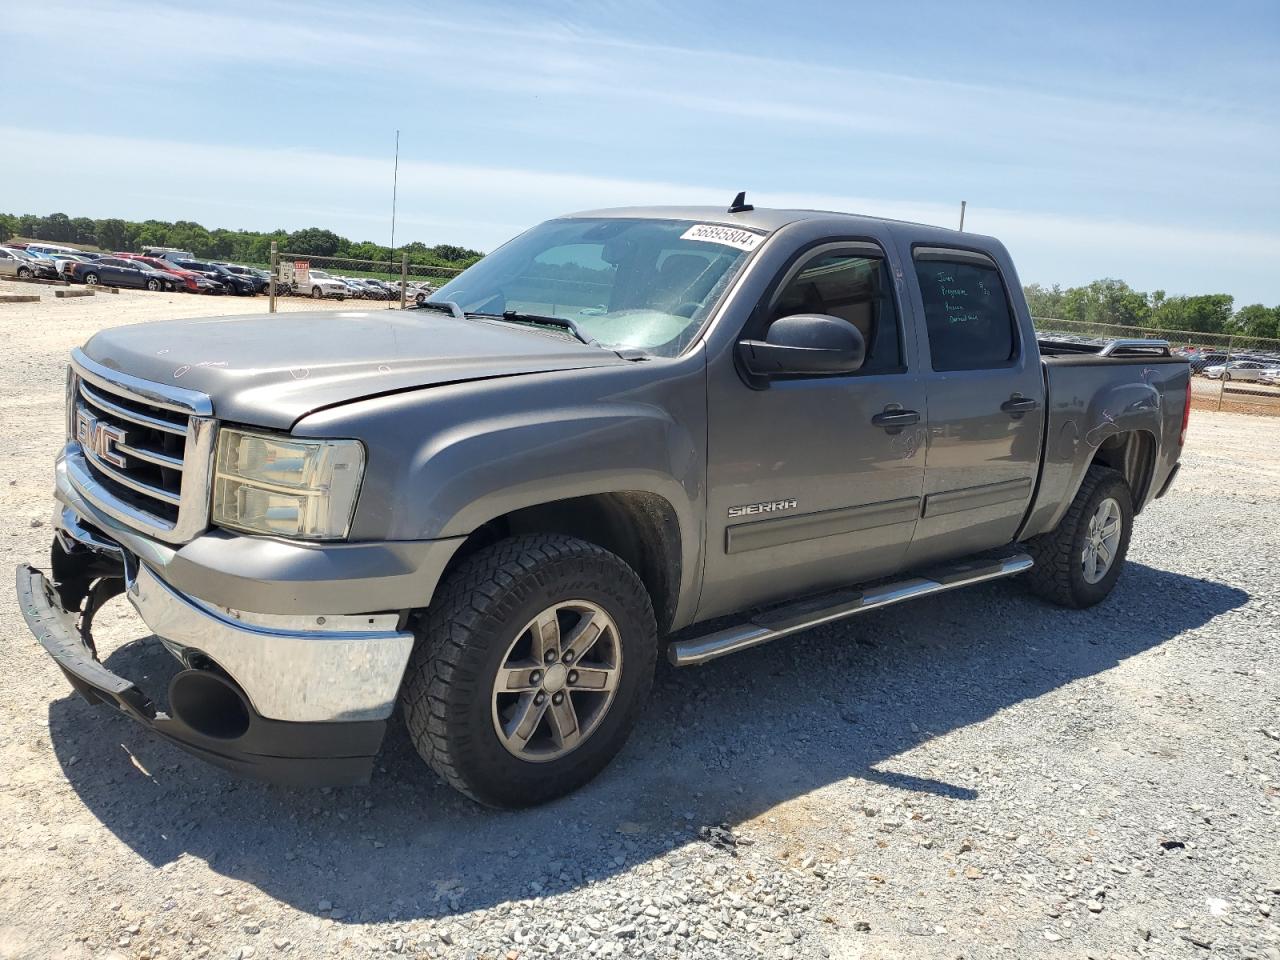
[765,251,903,374]
[913,254,1017,371]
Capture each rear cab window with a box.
[913,248,1018,371]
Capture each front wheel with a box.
[146,278,160,291]
[1024,465,1134,608]
[83,273,99,285]
[17,267,31,279]
[402,535,657,808]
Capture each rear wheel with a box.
[146,278,160,291]
[311,286,323,299]
[1024,465,1133,608]
[402,534,656,808]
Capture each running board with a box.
[668,552,1033,667]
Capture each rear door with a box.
[700,239,929,620]
[901,246,1045,567]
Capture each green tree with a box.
[95,218,130,252]
[1229,304,1280,340]
[1149,294,1234,334]
[1023,282,1065,318]
[284,227,343,256]
[1059,278,1151,327]
[35,212,74,242]
[0,213,15,242]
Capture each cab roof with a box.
[563,204,996,247]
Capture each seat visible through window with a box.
[766,252,902,374]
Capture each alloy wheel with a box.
[490,600,622,762]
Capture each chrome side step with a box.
[668,552,1033,667]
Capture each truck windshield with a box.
[430,217,761,357]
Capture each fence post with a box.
[269,241,277,315]
[1217,335,1233,412]
[400,253,408,310]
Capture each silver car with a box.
[1204,360,1268,381]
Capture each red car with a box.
[113,253,221,294]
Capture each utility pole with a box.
[958,200,967,232]
[389,129,400,287]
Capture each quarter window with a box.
[767,252,903,374]
[914,256,1017,371]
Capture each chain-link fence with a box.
[1033,316,1280,417]
[267,244,465,311]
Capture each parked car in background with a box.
[1,247,60,280]
[174,260,258,296]
[0,247,30,278]
[336,277,367,299]
[147,247,196,264]
[25,243,83,259]
[69,257,176,291]
[295,268,347,300]
[113,254,221,294]
[51,253,103,278]
[1204,360,1269,382]
[217,264,269,294]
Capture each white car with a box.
[1204,360,1268,382]
[299,269,347,300]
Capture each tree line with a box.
[3,210,1276,340]
[1024,279,1279,341]
[0,212,484,271]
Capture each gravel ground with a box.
[1,286,1278,960]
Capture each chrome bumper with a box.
[55,505,415,724]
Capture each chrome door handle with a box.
[1001,396,1039,415]
[871,410,921,429]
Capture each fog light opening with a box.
[168,670,251,740]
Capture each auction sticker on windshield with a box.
[680,224,765,252]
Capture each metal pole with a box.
[399,252,408,310]
[389,130,400,289]
[269,240,277,314]
[958,200,967,231]
[1217,335,1231,412]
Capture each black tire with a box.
[1023,465,1134,609]
[83,272,99,285]
[402,534,657,808]
[311,286,323,299]
[146,278,160,291]
[17,267,31,279]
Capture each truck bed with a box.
[1020,337,1190,540]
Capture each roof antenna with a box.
[727,191,754,214]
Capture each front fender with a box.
[294,357,709,624]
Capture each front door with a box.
[699,241,929,621]
[901,246,1045,567]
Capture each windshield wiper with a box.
[483,310,603,349]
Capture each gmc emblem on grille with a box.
[75,408,129,469]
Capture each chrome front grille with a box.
[67,348,216,544]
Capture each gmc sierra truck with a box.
[17,201,1191,807]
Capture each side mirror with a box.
[739,314,866,377]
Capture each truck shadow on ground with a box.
[47,562,1245,923]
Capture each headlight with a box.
[211,429,365,540]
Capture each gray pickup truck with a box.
[18,201,1191,807]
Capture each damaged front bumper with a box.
[15,499,421,786]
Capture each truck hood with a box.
[83,309,626,429]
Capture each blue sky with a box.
[2,0,1277,303]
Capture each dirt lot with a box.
[1,285,1278,960]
